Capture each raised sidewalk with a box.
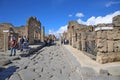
[64,45,120,76]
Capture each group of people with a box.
[61,39,69,45]
[44,38,54,46]
[9,35,28,56]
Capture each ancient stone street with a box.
[0,44,120,80]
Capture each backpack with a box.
[11,40,16,47]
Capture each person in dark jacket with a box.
[19,36,24,51]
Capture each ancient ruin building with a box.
[67,21,82,45]
[0,16,45,51]
[62,32,68,40]
[0,23,15,51]
[64,15,120,63]
[26,16,41,44]
[41,26,45,42]
[96,15,120,63]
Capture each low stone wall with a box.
[20,43,45,57]
[0,55,20,66]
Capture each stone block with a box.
[107,30,113,40]
[113,15,120,27]
[96,53,120,64]
[96,31,107,39]
[97,39,107,53]
[96,53,108,64]
[87,35,95,41]
[0,59,11,66]
[81,40,86,51]
[113,31,120,40]
[81,33,86,40]
[96,39,102,48]
[107,40,114,52]
[107,29,120,40]
[114,41,120,52]
[115,53,120,61]
[96,31,102,39]
[76,41,80,50]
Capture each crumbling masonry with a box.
[64,15,120,63]
[0,16,45,51]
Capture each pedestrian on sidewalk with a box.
[19,36,24,52]
[23,36,29,49]
[10,35,17,56]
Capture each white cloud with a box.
[68,14,73,17]
[77,11,120,25]
[56,25,67,34]
[49,25,67,37]
[75,13,84,17]
[106,1,120,7]
[48,29,56,34]
[50,11,120,37]
[77,18,86,24]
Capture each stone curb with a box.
[0,56,21,66]
[20,44,45,57]
[0,59,11,66]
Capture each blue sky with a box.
[0,0,120,35]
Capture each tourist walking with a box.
[19,36,24,51]
[23,36,29,49]
[10,35,17,56]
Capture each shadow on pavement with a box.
[20,48,44,57]
[0,66,19,80]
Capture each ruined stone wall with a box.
[72,26,95,51]
[26,16,41,44]
[65,15,120,64]
[96,15,120,63]
[41,26,45,42]
[78,31,96,53]
[0,16,45,51]
[62,32,68,40]
[0,31,4,51]
[67,21,81,45]
[13,26,26,37]
[0,23,15,51]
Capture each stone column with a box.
[81,33,86,51]
[96,30,108,63]
[41,26,45,42]
[76,33,81,50]
[72,34,74,47]
[0,31,4,51]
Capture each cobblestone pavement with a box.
[0,45,120,80]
